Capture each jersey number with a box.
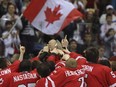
[18,83,35,87]
[78,74,88,87]
[110,71,116,78]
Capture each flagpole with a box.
[1,13,23,40]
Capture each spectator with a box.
[85,8,95,23]
[98,45,108,60]
[1,2,23,32]
[97,0,111,16]
[68,39,78,52]
[100,14,116,39]
[85,8,100,35]
[2,20,20,58]
[68,39,84,54]
[81,32,97,50]
[99,5,116,24]
[104,28,116,58]
[111,35,116,56]
[0,0,9,18]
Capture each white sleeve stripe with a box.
[109,83,116,87]
[75,56,85,60]
[47,76,56,87]
[45,78,48,87]
[55,61,65,67]
[60,62,65,66]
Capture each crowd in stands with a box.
[0,0,116,59]
[0,0,116,87]
[0,0,115,58]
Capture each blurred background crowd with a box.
[0,0,116,61]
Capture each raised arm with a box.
[61,35,70,54]
[18,45,25,62]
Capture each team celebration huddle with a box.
[0,36,116,87]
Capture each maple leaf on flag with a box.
[45,5,62,27]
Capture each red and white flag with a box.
[23,0,82,35]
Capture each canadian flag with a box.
[23,0,82,35]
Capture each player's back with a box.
[61,67,86,87]
[0,73,11,87]
[36,67,86,87]
[82,63,116,87]
[0,60,21,87]
[0,60,20,76]
[9,71,38,87]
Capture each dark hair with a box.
[0,40,5,56]
[111,61,116,71]
[46,61,55,72]
[69,39,78,45]
[7,2,17,14]
[83,47,99,63]
[39,52,49,62]
[31,60,41,70]
[5,20,13,25]
[97,45,105,49]
[37,62,51,77]
[19,59,32,72]
[105,28,114,37]
[0,58,7,69]
[98,59,111,68]
[82,32,93,42]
